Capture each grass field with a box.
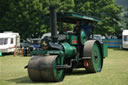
[0,48,128,85]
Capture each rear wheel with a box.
[83,40,103,73]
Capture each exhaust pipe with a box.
[50,6,58,42]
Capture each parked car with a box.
[41,33,51,39]
[30,38,41,49]
[41,32,59,39]
[90,34,103,43]
[20,39,33,56]
[20,39,31,48]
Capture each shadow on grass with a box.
[66,69,94,76]
[7,70,93,84]
[7,76,55,84]
[7,76,32,84]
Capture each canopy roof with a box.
[57,12,101,24]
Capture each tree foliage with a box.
[124,7,128,29]
[0,0,122,39]
[75,0,122,35]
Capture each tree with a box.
[0,0,75,39]
[0,0,50,39]
[124,7,128,29]
[0,0,122,39]
[0,0,10,19]
[74,0,122,36]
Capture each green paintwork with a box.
[68,34,78,45]
[0,52,2,57]
[44,12,101,24]
[57,12,101,24]
[92,43,102,72]
[31,50,64,56]
[102,44,108,58]
[64,32,70,40]
[80,30,87,45]
[31,50,47,55]
[53,55,64,81]
[61,43,76,58]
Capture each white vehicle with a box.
[90,34,103,43]
[122,30,128,49]
[0,32,20,53]
[41,33,51,39]
[31,38,41,49]
[41,32,59,39]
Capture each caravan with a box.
[0,32,20,53]
[122,30,128,49]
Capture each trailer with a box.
[0,32,20,53]
[122,30,128,49]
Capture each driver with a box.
[73,21,80,34]
[80,21,94,39]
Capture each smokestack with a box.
[50,6,58,42]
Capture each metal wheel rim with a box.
[53,56,65,81]
[92,43,101,72]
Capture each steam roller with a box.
[25,6,108,82]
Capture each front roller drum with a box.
[83,40,103,73]
[27,55,65,82]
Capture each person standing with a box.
[80,21,94,39]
